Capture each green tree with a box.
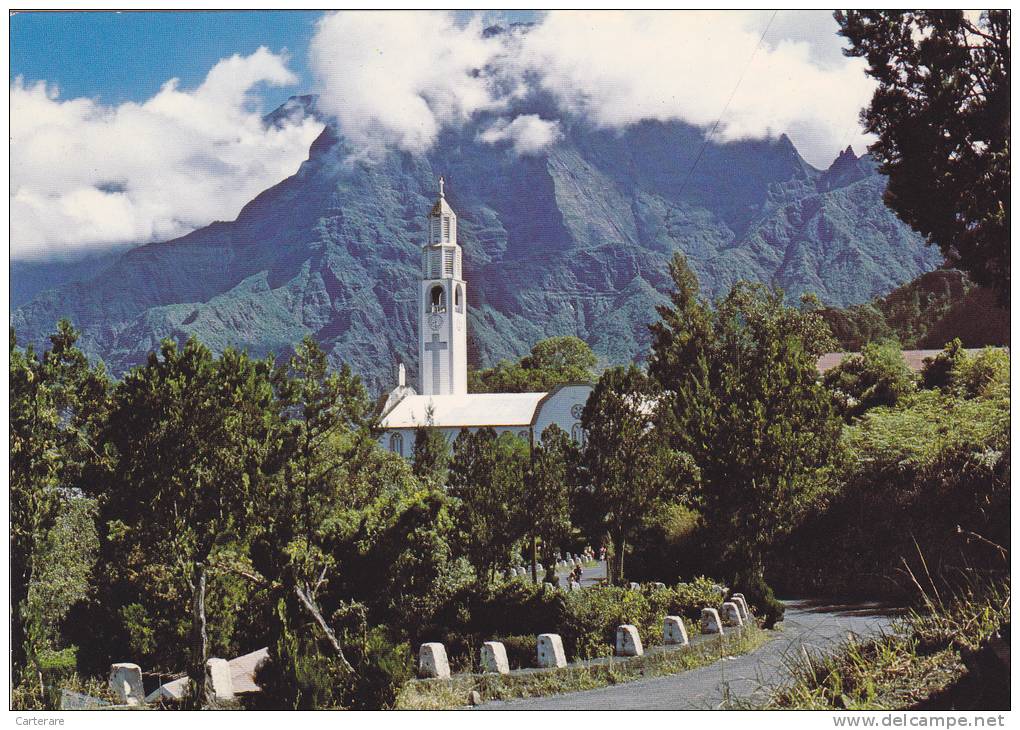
[104,339,280,703]
[823,340,916,418]
[835,11,1010,301]
[411,406,450,487]
[448,428,530,581]
[250,338,376,703]
[576,366,687,585]
[10,322,109,679]
[25,496,99,657]
[523,425,575,581]
[649,255,840,616]
[469,336,598,393]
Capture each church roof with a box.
[377,392,547,429]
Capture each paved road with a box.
[480,599,901,710]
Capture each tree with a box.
[649,255,840,618]
[411,406,450,487]
[575,366,688,585]
[469,336,597,393]
[104,339,280,703]
[835,11,1010,301]
[523,425,575,581]
[447,429,530,581]
[10,322,109,679]
[823,340,916,418]
[249,338,376,705]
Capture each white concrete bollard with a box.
[701,607,725,635]
[628,582,641,590]
[205,657,234,701]
[108,663,145,706]
[731,593,750,621]
[418,642,451,679]
[663,616,689,646]
[480,641,510,675]
[720,601,744,627]
[536,634,567,668]
[650,582,667,590]
[615,625,644,657]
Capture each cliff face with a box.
[12,104,941,393]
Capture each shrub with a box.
[730,571,784,628]
[823,340,916,418]
[497,634,537,669]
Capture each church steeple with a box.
[419,176,467,396]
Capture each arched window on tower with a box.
[429,285,446,313]
[442,216,451,242]
[455,284,464,312]
[390,432,404,456]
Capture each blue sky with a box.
[10,10,539,111]
[11,11,322,110]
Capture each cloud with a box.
[309,11,508,158]
[310,10,875,167]
[10,47,323,260]
[478,114,562,155]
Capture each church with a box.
[375,178,593,458]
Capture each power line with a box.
[676,10,780,199]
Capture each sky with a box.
[10,10,876,261]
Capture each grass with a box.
[395,624,771,709]
[762,578,1009,710]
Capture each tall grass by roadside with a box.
[763,577,1009,710]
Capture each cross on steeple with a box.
[439,175,445,198]
[424,333,448,394]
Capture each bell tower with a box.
[419,176,467,395]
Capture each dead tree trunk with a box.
[292,583,355,675]
[188,560,209,705]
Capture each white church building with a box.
[375,178,593,458]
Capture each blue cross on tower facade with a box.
[424,333,448,394]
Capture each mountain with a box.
[11,98,943,394]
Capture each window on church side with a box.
[443,249,454,276]
[390,433,404,455]
[571,423,586,446]
[429,285,446,313]
[442,217,451,242]
[518,429,529,442]
[455,284,463,312]
[431,218,441,244]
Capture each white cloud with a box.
[478,114,562,155]
[515,11,876,166]
[310,10,876,167]
[309,11,508,158]
[10,47,323,260]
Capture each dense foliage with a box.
[771,346,1009,598]
[823,340,916,418]
[836,11,1010,302]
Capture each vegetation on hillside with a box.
[819,269,1010,351]
[468,336,598,393]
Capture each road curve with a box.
[479,599,900,710]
